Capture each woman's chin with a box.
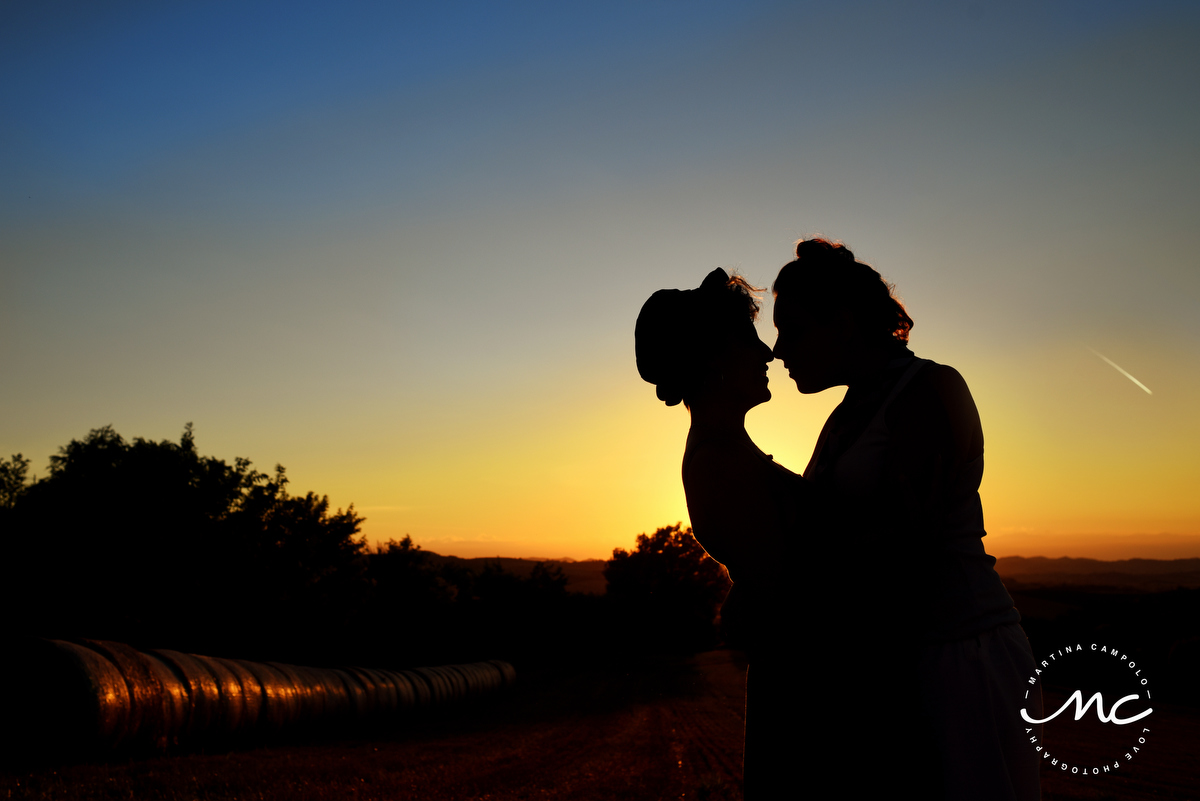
[792,377,827,395]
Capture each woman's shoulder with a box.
[683,429,802,491]
[895,359,977,411]
[892,358,983,460]
[911,358,970,394]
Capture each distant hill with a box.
[423,553,609,595]
[996,556,1200,591]
[416,553,1200,595]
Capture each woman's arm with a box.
[682,438,802,578]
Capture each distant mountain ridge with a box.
[995,556,1200,590]
[996,556,1200,574]
[422,553,609,595]
[415,553,1200,594]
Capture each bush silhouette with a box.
[604,523,730,652]
[0,424,367,660]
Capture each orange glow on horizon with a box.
[339,345,1200,563]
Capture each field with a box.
[3,650,1197,800]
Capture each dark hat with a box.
[634,268,735,406]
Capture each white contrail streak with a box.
[1089,348,1152,395]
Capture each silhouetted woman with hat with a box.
[635,269,816,796]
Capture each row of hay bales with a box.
[8,638,516,757]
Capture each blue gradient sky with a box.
[4,1,1199,558]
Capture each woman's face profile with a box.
[708,323,774,410]
[771,293,855,394]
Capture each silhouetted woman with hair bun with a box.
[773,237,1040,800]
[636,268,816,797]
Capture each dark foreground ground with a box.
[2,650,1196,800]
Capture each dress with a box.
[805,352,1040,800]
[682,427,811,798]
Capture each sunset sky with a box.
[3,1,1198,560]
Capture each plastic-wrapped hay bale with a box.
[266,663,315,724]
[292,666,330,721]
[326,671,352,719]
[442,664,467,695]
[428,666,459,702]
[389,670,420,709]
[452,664,481,697]
[80,640,168,751]
[488,659,518,688]
[234,659,299,732]
[479,662,505,692]
[358,669,386,713]
[428,665,460,700]
[407,668,447,705]
[140,651,191,746]
[47,640,132,752]
[152,650,220,740]
[346,667,384,714]
[275,663,348,725]
[357,668,398,714]
[466,664,491,696]
[454,664,490,698]
[191,655,245,736]
[442,666,468,699]
[405,667,438,704]
[331,668,370,720]
[482,661,507,692]
[489,661,510,690]
[383,669,422,709]
[214,657,264,734]
[374,670,405,708]
[471,662,502,693]
[395,670,433,708]
[393,671,422,705]
[4,638,518,761]
[312,667,352,721]
[381,668,414,711]
[307,666,337,721]
[430,665,468,701]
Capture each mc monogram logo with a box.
[1021,643,1154,778]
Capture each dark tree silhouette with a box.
[0,453,30,510]
[528,561,569,595]
[604,523,731,652]
[369,535,458,605]
[1,424,738,669]
[1,425,366,660]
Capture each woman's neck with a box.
[844,341,911,390]
[687,398,750,434]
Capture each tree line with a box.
[0,426,730,669]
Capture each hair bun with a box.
[698,267,731,291]
[777,237,913,345]
[794,237,857,264]
[634,268,762,407]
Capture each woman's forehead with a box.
[772,292,803,325]
[733,319,764,342]
[774,292,837,326]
